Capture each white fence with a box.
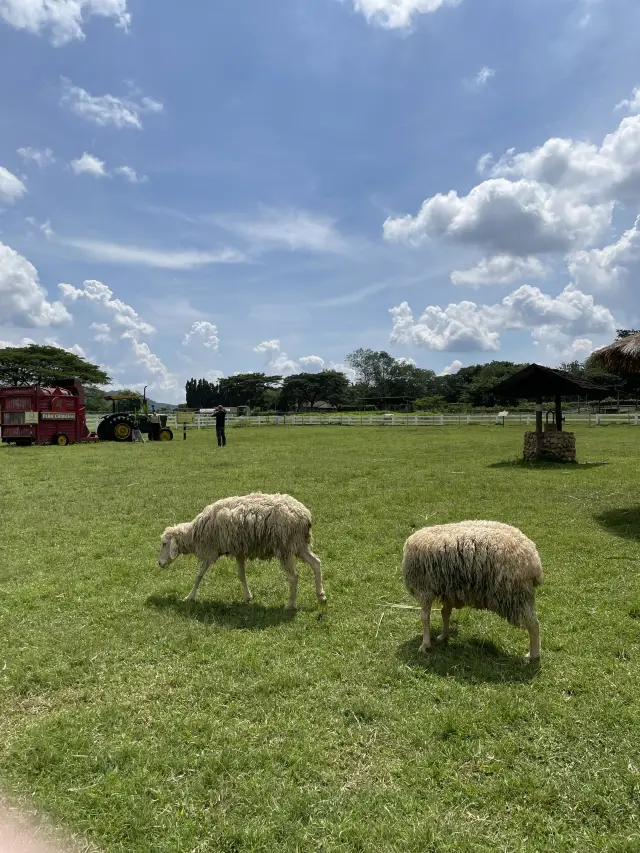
[85,412,640,432]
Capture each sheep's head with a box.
[158,527,180,568]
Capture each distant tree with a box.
[279,370,350,411]
[616,329,640,339]
[0,344,110,387]
[218,373,281,408]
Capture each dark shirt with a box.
[215,410,226,428]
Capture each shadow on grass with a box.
[594,506,640,541]
[489,459,608,470]
[397,635,540,684]
[146,593,296,629]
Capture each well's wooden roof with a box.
[490,363,610,399]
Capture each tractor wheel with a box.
[158,427,173,441]
[111,417,133,442]
[52,433,70,446]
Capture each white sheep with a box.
[157,492,327,610]
[402,520,543,660]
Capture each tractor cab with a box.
[104,393,148,416]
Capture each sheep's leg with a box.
[299,549,327,604]
[281,556,299,611]
[525,612,541,661]
[419,599,433,653]
[184,557,215,602]
[236,558,253,603]
[436,599,453,643]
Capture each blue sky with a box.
[1,0,640,402]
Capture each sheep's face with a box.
[158,531,180,568]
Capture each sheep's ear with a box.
[169,538,179,560]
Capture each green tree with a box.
[0,344,110,387]
[279,370,350,410]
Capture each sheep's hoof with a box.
[285,602,297,612]
[418,642,431,653]
[435,633,449,644]
[183,595,196,603]
[318,595,328,606]
[525,652,541,663]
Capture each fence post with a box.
[183,423,187,441]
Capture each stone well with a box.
[523,430,576,463]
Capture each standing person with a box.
[149,409,161,441]
[132,418,144,442]
[215,405,226,447]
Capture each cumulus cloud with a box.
[567,215,640,294]
[60,79,162,129]
[70,152,107,177]
[328,362,357,382]
[395,356,416,366]
[0,166,27,204]
[254,339,281,355]
[0,240,70,327]
[384,178,611,257]
[390,285,615,352]
[614,86,640,116]
[451,255,547,287]
[121,333,177,390]
[90,322,111,342]
[183,321,220,351]
[441,359,463,375]
[0,0,130,46]
[17,146,55,168]
[476,152,493,175]
[298,355,325,372]
[58,279,154,336]
[214,208,347,254]
[351,0,460,29]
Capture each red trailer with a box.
[0,379,95,446]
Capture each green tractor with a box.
[97,387,174,442]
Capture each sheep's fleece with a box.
[402,520,543,657]
[158,492,326,608]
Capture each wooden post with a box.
[555,394,563,432]
[183,423,187,441]
[535,396,543,455]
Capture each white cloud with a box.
[298,355,325,372]
[17,146,55,168]
[58,237,243,269]
[614,86,640,116]
[0,0,130,46]
[390,285,615,352]
[0,240,70,327]
[384,178,611,257]
[70,152,107,178]
[183,321,220,351]
[215,208,347,254]
[0,166,27,204]
[395,356,416,366]
[26,217,54,239]
[254,339,281,355]
[472,67,496,89]
[121,332,177,390]
[351,0,460,29]
[90,322,112,342]
[60,79,162,130]
[532,328,595,362]
[114,165,147,184]
[441,359,463,375]
[328,362,357,383]
[567,215,640,294]
[59,279,154,336]
[451,255,547,287]
[476,152,493,175]
[206,369,224,383]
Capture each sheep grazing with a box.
[158,492,326,610]
[402,521,543,660]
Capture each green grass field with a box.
[1,426,639,852]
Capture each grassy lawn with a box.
[1,425,639,852]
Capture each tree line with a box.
[1,335,639,413]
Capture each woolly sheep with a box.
[402,520,543,660]
[158,492,327,610]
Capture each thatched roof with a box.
[490,363,610,400]
[588,333,640,374]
